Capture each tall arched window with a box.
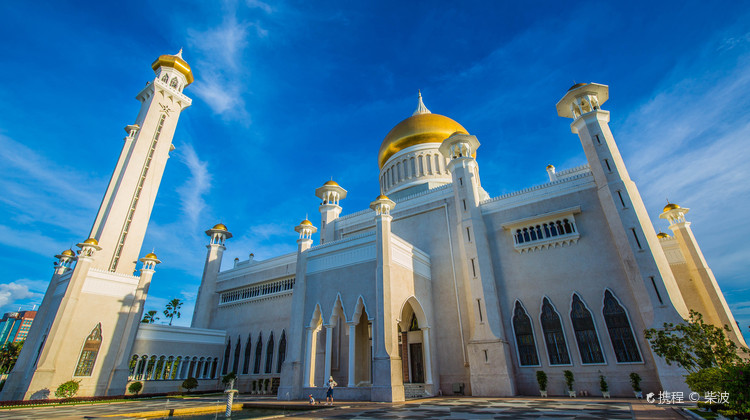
[161,74,169,83]
[570,294,604,364]
[603,290,642,362]
[253,332,263,374]
[512,302,539,366]
[276,331,287,373]
[232,335,241,373]
[541,298,570,365]
[265,332,275,373]
[222,338,231,375]
[74,323,102,376]
[242,335,252,374]
[170,77,178,88]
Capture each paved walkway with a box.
[0,396,694,419]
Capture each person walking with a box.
[325,376,337,405]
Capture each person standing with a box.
[325,376,337,405]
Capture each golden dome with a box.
[376,194,389,200]
[144,252,158,259]
[568,82,588,91]
[61,249,75,257]
[546,164,554,169]
[151,50,194,85]
[663,203,681,212]
[212,223,228,231]
[378,113,467,168]
[657,232,670,239]
[300,219,313,226]
[83,238,99,245]
[324,180,339,186]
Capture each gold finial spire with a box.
[413,90,431,116]
[176,48,183,58]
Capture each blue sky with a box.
[0,1,748,342]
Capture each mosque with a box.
[1,51,745,402]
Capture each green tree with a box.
[181,377,198,393]
[55,380,80,399]
[0,341,23,373]
[645,310,750,415]
[222,371,237,387]
[141,310,159,324]
[163,299,183,326]
[644,310,746,373]
[128,381,143,395]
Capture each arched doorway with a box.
[397,297,432,387]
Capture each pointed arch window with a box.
[222,337,231,375]
[161,74,169,83]
[512,302,539,366]
[265,332,275,373]
[603,290,642,362]
[74,323,102,376]
[232,335,241,374]
[170,77,178,88]
[570,294,605,364]
[541,298,571,365]
[276,331,287,373]
[253,332,263,374]
[242,335,252,374]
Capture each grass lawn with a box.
[687,407,719,419]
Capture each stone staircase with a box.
[404,383,428,399]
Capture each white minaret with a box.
[90,50,193,274]
[660,203,746,346]
[438,133,515,397]
[315,180,347,244]
[1,51,193,400]
[556,83,689,392]
[192,224,232,329]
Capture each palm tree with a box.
[0,341,23,373]
[163,299,183,326]
[142,310,159,324]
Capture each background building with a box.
[0,311,36,345]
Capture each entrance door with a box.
[409,343,424,383]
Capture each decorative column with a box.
[421,327,433,385]
[323,324,334,382]
[192,224,232,329]
[315,181,347,244]
[303,327,316,387]
[347,323,356,387]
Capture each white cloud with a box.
[176,143,213,228]
[0,281,44,308]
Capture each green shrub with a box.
[629,372,642,392]
[222,372,237,387]
[563,370,574,391]
[55,380,80,399]
[599,375,608,392]
[127,381,143,395]
[181,377,198,393]
[536,371,548,391]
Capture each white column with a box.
[348,323,356,387]
[159,359,167,380]
[176,358,183,379]
[132,358,142,380]
[421,328,433,385]
[303,327,315,387]
[323,324,333,382]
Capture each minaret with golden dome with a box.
[192,223,233,329]
[660,203,746,346]
[315,180,347,244]
[378,92,466,197]
[89,49,193,274]
[0,52,194,401]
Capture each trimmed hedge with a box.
[0,389,222,408]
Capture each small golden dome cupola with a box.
[76,237,102,258]
[546,164,557,182]
[139,251,161,270]
[315,180,348,206]
[55,248,78,269]
[295,218,317,241]
[379,91,467,196]
[659,201,690,226]
[315,179,348,244]
[556,82,609,120]
[656,231,671,239]
[205,223,233,246]
[370,194,396,216]
[152,49,193,92]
